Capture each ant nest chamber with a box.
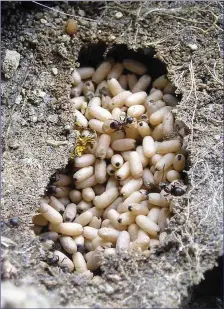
[32,44,188,278]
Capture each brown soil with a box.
[1,1,223,308]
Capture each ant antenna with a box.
[161,164,165,182]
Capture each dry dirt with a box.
[1,1,223,308]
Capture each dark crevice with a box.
[78,43,167,80]
[185,256,223,308]
[106,44,167,80]
[78,43,107,68]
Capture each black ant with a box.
[44,185,58,196]
[47,255,68,267]
[47,255,59,265]
[76,244,85,254]
[0,217,20,227]
[49,170,71,184]
[110,115,134,134]
[9,217,20,226]
[159,181,186,197]
[44,172,60,196]
[50,172,60,184]
[45,181,68,197]
[158,164,186,198]
[85,91,95,102]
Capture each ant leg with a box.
[163,192,171,201]
[119,113,126,122]
[162,192,169,197]
[54,255,60,263]
[61,257,67,263]
[122,127,127,136]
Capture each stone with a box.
[104,284,114,295]
[32,116,38,123]
[52,68,58,75]
[78,9,86,17]
[3,49,20,79]
[108,35,116,42]
[115,12,123,19]
[57,44,68,58]
[36,90,46,98]
[8,141,20,150]
[1,282,51,308]
[40,19,47,24]
[47,115,59,123]
[61,34,71,42]
[188,43,198,51]
[15,95,22,105]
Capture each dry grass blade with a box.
[32,1,96,22]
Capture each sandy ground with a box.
[1,1,223,308]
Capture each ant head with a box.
[126,117,134,124]
[50,173,59,183]
[45,185,57,195]
[85,81,91,87]
[177,154,183,161]
[48,255,59,264]
[110,121,119,130]
[77,244,85,254]
[159,182,167,189]
[141,114,148,121]
[85,91,95,101]
[99,87,109,96]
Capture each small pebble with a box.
[37,90,46,98]
[108,35,116,42]
[104,284,114,295]
[32,116,38,122]
[40,19,47,24]
[78,9,86,17]
[58,44,68,58]
[15,95,22,105]
[64,124,71,133]
[8,141,19,150]
[188,43,198,51]
[214,135,220,140]
[3,49,20,79]
[52,68,58,75]
[61,34,71,43]
[55,18,62,24]
[107,274,121,282]
[115,12,123,19]
[47,115,59,123]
